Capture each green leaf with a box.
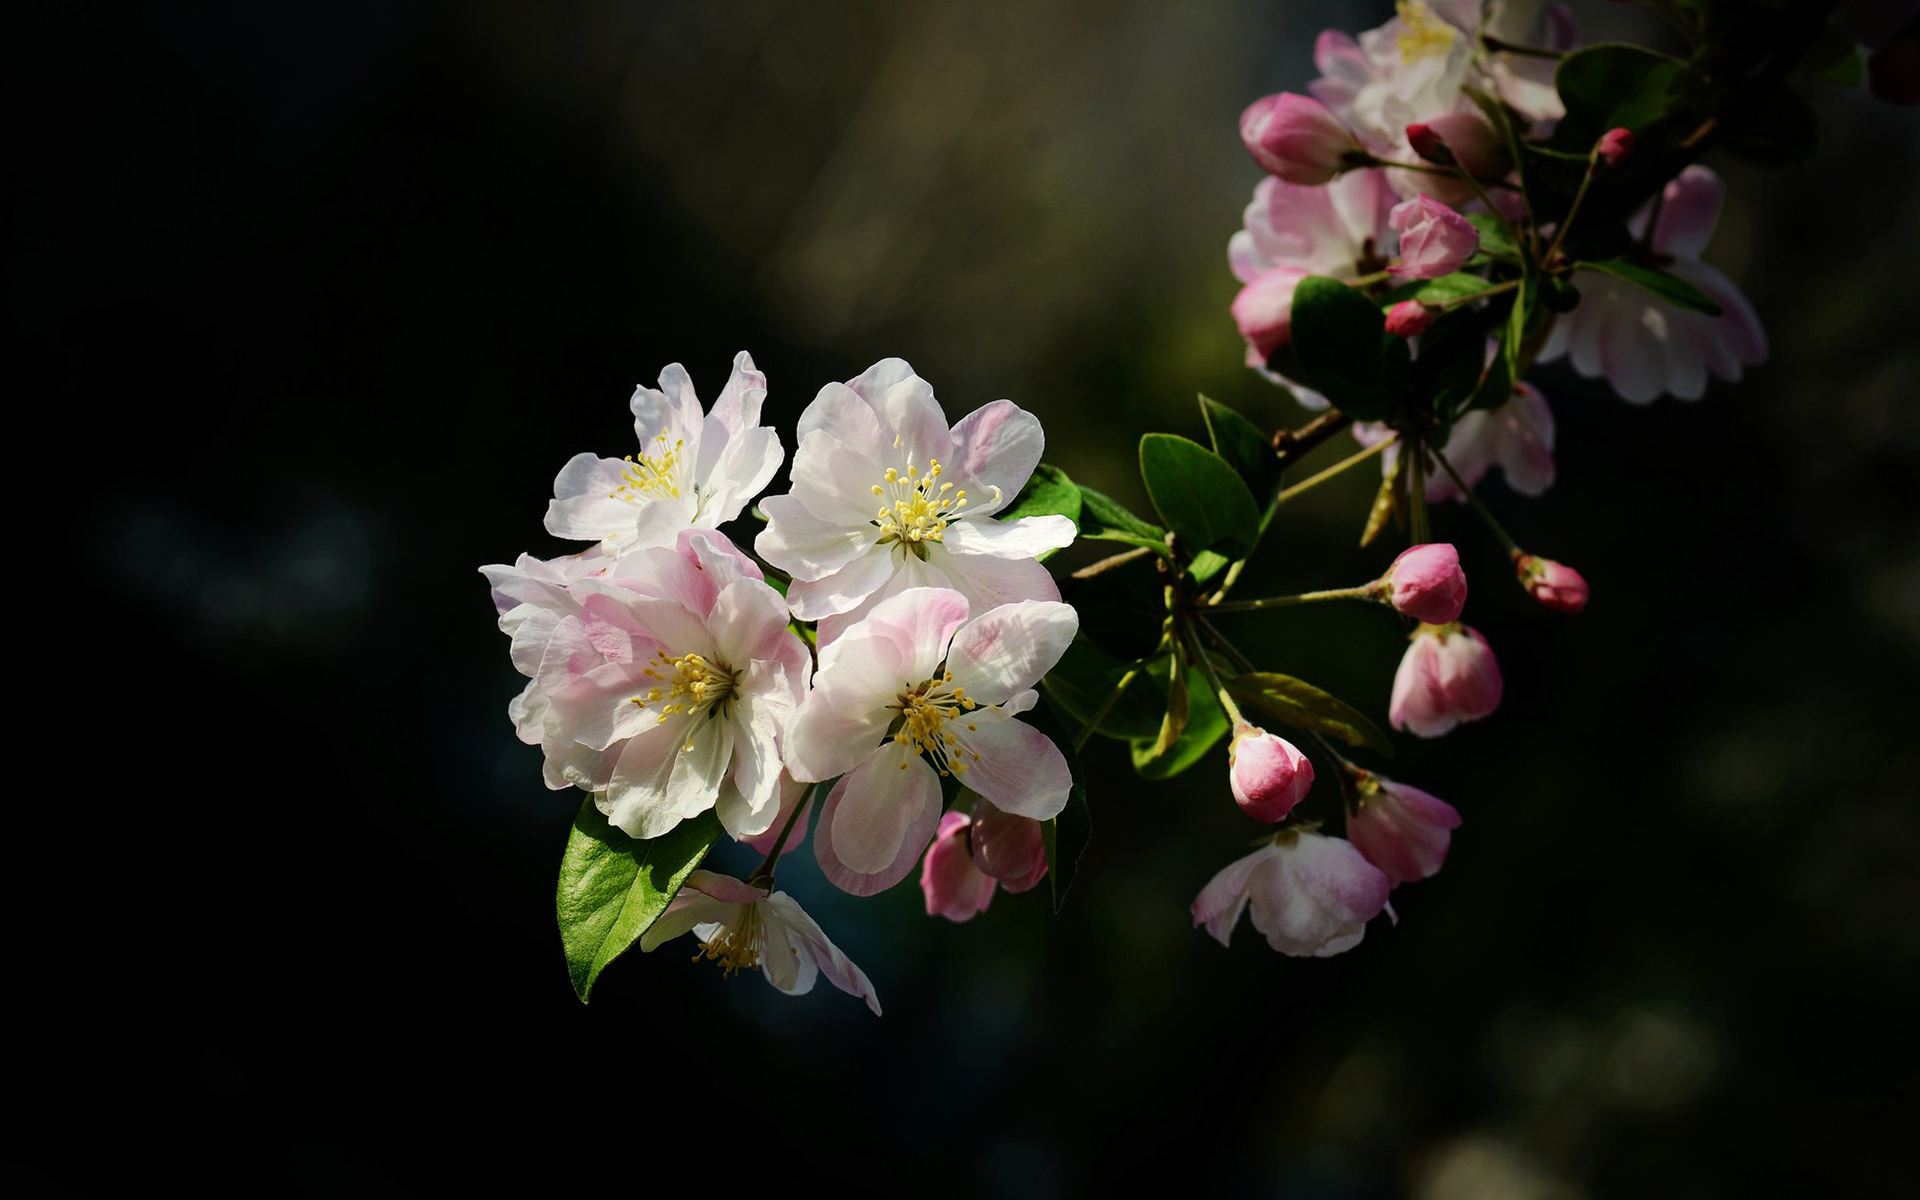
[1002,462,1082,526]
[1289,276,1397,420]
[1226,672,1392,757]
[1504,271,1532,383]
[1138,433,1262,562]
[1076,484,1167,551]
[1197,394,1280,503]
[1131,656,1229,780]
[1466,214,1521,262]
[1579,258,1723,315]
[557,803,720,1002]
[1552,43,1693,152]
[1381,271,1501,309]
[1039,637,1166,742]
[1025,693,1091,913]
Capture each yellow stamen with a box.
[607,430,685,504]
[1395,1,1457,64]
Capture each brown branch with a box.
[1270,410,1353,470]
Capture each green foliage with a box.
[1552,43,1695,153]
[1138,433,1262,562]
[1040,636,1166,741]
[1381,271,1500,308]
[1132,655,1230,779]
[1003,462,1083,527]
[1580,258,1723,315]
[1225,672,1392,757]
[1289,276,1397,420]
[1076,483,1168,551]
[1198,394,1280,503]
[557,803,720,1002]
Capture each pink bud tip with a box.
[1240,92,1358,185]
[1385,300,1435,338]
[1406,122,1450,165]
[1597,127,1634,168]
[1388,195,1480,281]
[1229,726,1314,823]
[1516,554,1589,614]
[1383,543,1468,624]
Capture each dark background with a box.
[30,1,1918,1194]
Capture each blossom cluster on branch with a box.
[485,0,1900,1011]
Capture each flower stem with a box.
[1183,628,1247,729]
[1072,664,1145,753]
[752,781,821,883]
[1274,435,1394,506]
[1070,544,1152,580]
[1435,279,1520,311]
[1543,148,1602,267]
[1344,269,1394,288]
[1378,158,1521,191]
[1479,35,1565,60]
[1429,444,1522,556]
[1208,585,1376,613]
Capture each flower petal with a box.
[945,600,1080,706]
[951,706,1072,820]
[814,772,943,897]
[1191,846,1272,947]
[828,744,942,875]
[941,514,1077,560]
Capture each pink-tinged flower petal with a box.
[920,810,997,921]
[940,514,1076,560]
[1389,195,1478,280]
[788,430,891,524]
[783,667,899,784]
[1233,266,1311,362]
[859,587,973,684]
[794,380,892,463]
[599,720,686,836]
[699,425,784,526]
[717,660,794,838]
[544,453,635,544]
[1493,384,1556,497]
[1241,92,1356,184]
[707,578,802,672]
[784,546,899,622]
[637,890,736,953]
[815,772,944,897]
[1647,165,1725,261]
[948,399,1046,511]
[828,744,942,875]
[630,363,705,450]
[707,350,768,436]
[1390,624,1502,738]
[742,774,811,856]
[1348,777,1461,886]
[929,547,1062,614]
[1435,625,1502,719]
[682,868,769,905]
[952,706,1072,820]
[970,799,1049,894]
[766,891,882,1016]
[875,368,953,468]
[754,493,877,581]
[1516,555,1589,614]
[1389,632,1453,738]
[945,600,1080,707]
[1191,846,1271,947]
[1246,833,1390,957]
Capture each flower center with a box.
[890,670,982,778]
[631,650,738,726]
[695,905,761,976]
[609,430,685,503]
[870,455,978,561]
[1394,1,1456,63]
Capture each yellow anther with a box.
[610,426,685,504]
[629,648,738,722]
[1394,1,1455,63]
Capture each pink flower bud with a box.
[1382,542,1468,624]
[1389,624,1503,738]
[1516,554,1589,613]
[1597,127,1634,168]
[919,811,996,923]
[1388,195,1479,280]
[1231,265,1310,364]
[1347,774,1462,886]
[1421,112,1513,180]
[1240,93,1358,185]
[970,800,1048,894]
[1405,122,1449,164]
[1385,300,1436,338]
[1229,725,1315,822]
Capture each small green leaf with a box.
[1579,258,1723,315]
[1227,672,1392,757]
[1552,43,1693,152]
[1198,394,1280,503]
[1076,484,1167,551]
[1025,694,1091,913]
[1002,462,1083,526]
[557,803,720,1002]
[1504,272,1532,383]
[1131,658,1229,779]
[1138,434,1262,562]
[1290,276,1397,420]
[1039,637,1165,742]
[1466,214,1521,262]
[1381,271,1501,309]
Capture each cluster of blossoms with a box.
[486,0,1877,1009]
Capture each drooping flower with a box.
[640,870,881,1015]
[970,798,1049,894]
[920,811,998,922]
[1229,168,1397,369]
[1191,831,1391,957]
[1347,772,1462,886]
[1380,542,1469,624]
[1516,554,1589,613]
[755,360,1076,644]
[1389,622,1503,738]
[1389,195,1479,279]
[1538,166,1768,403]
[531,529,812,840]
[1355,382,1556,502]
[1240,92,1361,184]
[544,351,784,555]
[786,588,1078,894]
[1228,725,1316,823]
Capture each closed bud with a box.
[1388,195,1479,280]
[1240,93,1360,185]
[1597,127,1634,168]
[1406,122,1452,165]
[1380,542,1468,624]
[1389,624,1503,739]
[1516,554,1590,613]
[1229,725,1315,823]
[1385,299,1436,338]
[970,799,1049,894]
[920,812,996,923]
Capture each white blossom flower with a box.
[784,587,1079,893]
[1191,832,1391,957]
[530,530,811,841]
[641,870,881,1015]
[755,359,1075,644]
[545,351,784,555]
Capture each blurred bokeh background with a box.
[33,0,1918,1193]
